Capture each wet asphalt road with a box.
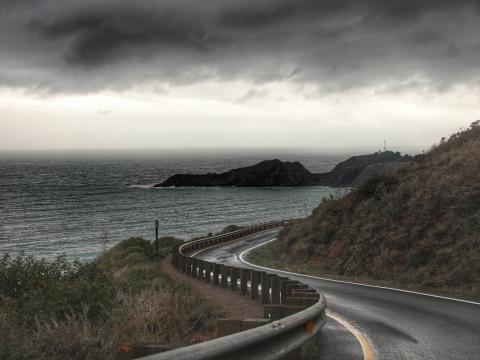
[193,230,480,360]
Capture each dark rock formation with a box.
[154,151,412,188]
[156,159,315,187]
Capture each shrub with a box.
[0,237,220,359]
[0,254,114,325]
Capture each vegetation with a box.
[0,237,221,359]
[250,122,480,300]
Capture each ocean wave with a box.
[128,184,156,188]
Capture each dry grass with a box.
[261,122,480,300]
[0,237,221,359]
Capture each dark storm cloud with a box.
[1,0,480,93]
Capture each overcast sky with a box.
[1,0,479,151]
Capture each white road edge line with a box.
[238,238,480,306]
[189,229,279,257]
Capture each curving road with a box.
[193,229,480,360]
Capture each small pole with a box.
[102,230,108,253]
[155,219,159,255]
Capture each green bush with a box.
[0,254,114,324]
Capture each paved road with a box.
[194,229,480,360]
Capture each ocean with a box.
[0,148,352,261]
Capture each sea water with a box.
[0,148,352,261]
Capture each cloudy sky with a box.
[1,0,479,151]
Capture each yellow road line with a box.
[327,311,375,360]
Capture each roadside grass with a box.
[0,237,221,359]
[255,123,480,302]
[248,240,480,302]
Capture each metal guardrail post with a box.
[240,268,249,295]
[261,272,270,304]
[185,258,192,276]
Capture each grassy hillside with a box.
[0,237,221,359]
[251,122,480,299]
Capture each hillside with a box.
[313,150,412,187]
[251,122,480,299]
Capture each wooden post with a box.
[205,262,211,283]
[230,267,238,291]
[240,268,249,295]
[154,220,159,255]
[264,304,285,321]
[192,258,198,278]
[280,279,297,304]
[220,265,228,288]
[264,304,306,320]
[213,264,220,285]
[250,270,259,300]
[197,260,205,280]
[271,274,280,304]
[287,284,309,297]
[261,272,270,304]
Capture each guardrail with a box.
[138,221,327,360]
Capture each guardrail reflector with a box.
[304,320,314,334]
[118,344,134,353]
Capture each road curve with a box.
[193,229,480,360]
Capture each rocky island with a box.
[155,151,412,188]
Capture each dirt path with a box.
[161,255,264,319]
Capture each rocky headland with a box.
[154,151,412,188]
